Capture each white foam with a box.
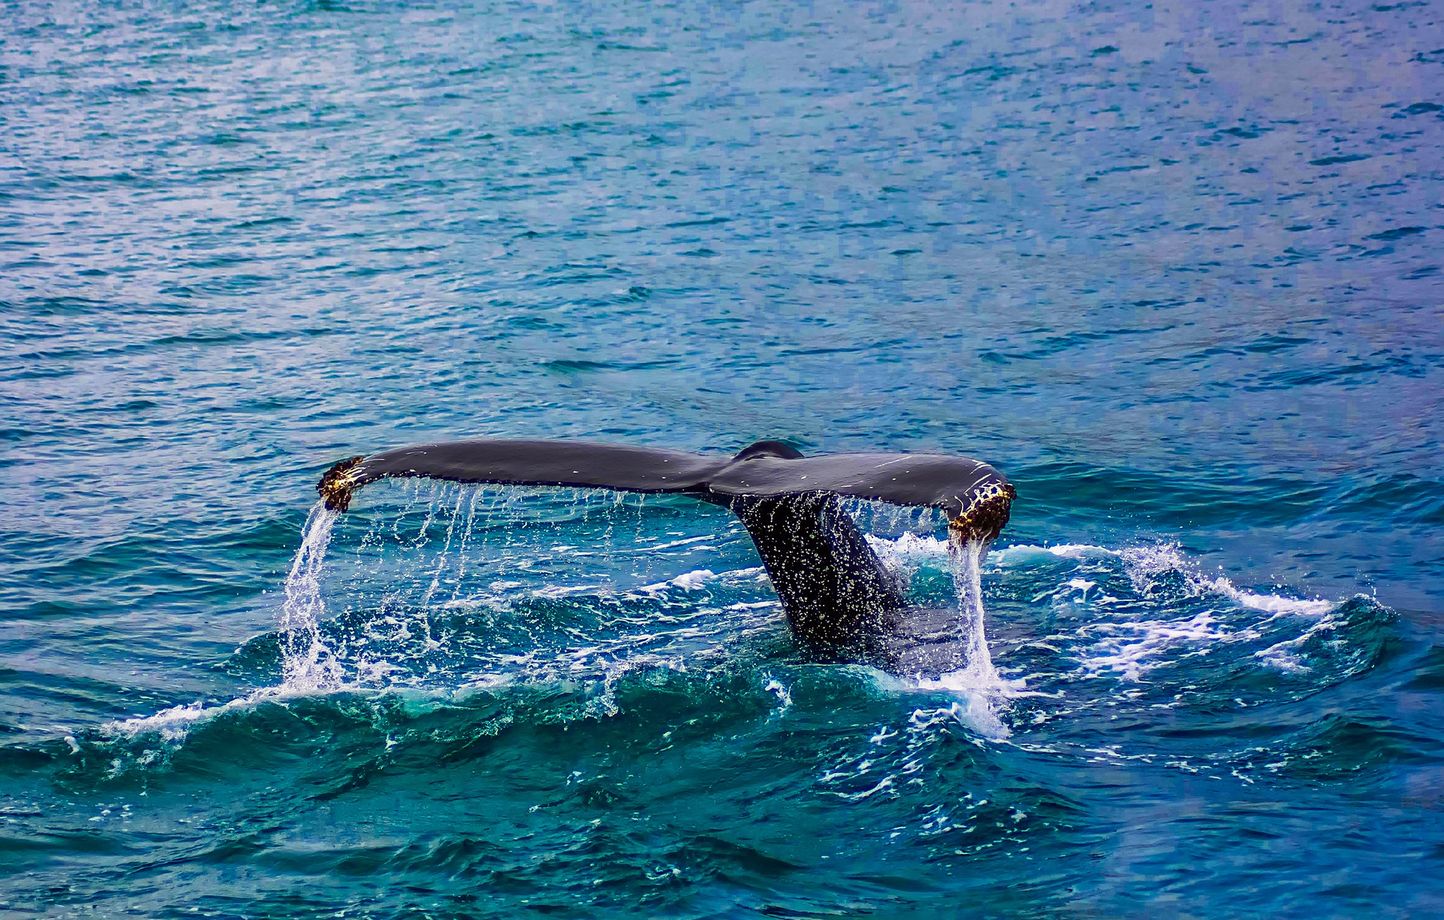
[1117,543,1334,617]
[906,670,1020,739]
[1208,579,1333,617]
[994,543,1116,562]
[639,534,715,552]
[671,569,716,591]
[987,541,1339,681]
[533,583,607,599]
[865,532,950,572]
[1078,612,1229,682]
[638,568,717,594]
[763,675,792,714]
[104,683,331,742]
[1253,612,1342,672]
[995,540,1334,619]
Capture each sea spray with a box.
[279,503,344,690]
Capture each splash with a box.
[1116,543,1333,616]
[279,503,344,690]
[892,536,1016,739]
[102,505,350,743]
[101,489,1373,762]
[867,534,1350,734]
[950,537,1000,687]
[989,540,1352,683]
[991,542,1335,617]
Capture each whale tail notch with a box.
[730,439,805,462]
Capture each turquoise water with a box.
[4,0,1443,914]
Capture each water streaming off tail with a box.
[844,498,1015,735]
[950,536,1002,687]
[274,486,1006,714]
[279,504,343,691]
[273,482,776,692]
[872,533,1014,738]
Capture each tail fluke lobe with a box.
[319,456,365,512]
[317,439,726,510]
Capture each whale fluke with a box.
[316,438,1014,659]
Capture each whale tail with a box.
[316,437,1014,657]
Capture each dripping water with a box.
[950,536,1001,688]
[276,486,1013,739]
[895,532,1012,738]
[279,503,343,690]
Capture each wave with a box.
[994,541,1336,617]
[85,495,1391,784]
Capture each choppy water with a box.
[3,0,1443,915]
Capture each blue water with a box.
[3,0,1443,914]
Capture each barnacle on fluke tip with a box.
[948,481,1016,544]
[317,455,365,512]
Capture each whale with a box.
[317,438,1015,667]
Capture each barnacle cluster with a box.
[317,456,366,512]
[948,480,1016,543]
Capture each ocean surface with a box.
[3,0,1443,915]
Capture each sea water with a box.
[2,0,1441,915]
